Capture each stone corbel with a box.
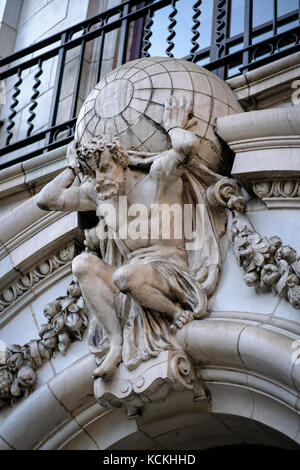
[215,108,300,187]
[94,349,209,419]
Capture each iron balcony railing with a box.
[0,0,299,170]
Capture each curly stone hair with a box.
[67,135,129,172]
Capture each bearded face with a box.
[96,176,125,200]
[79,146,126,200]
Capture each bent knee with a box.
[112,266,136,293]
[72,252,98,277]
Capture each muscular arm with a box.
[150,96,199,185]
[37,168,96,212]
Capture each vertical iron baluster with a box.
[273,0,277,35]
[47,32,67,144]
[6,68,22,146]
[96,25,106,83]
[243,0,253,72]
[129,2,146,61]
[190,0,202,62]
[71,35,86,119]
[27,59,43,137]
[117,3,130,66]
[142,7,154,57]
[166,0,178,57]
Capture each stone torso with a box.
[96,167,186,256]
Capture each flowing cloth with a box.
[88,154,226,370]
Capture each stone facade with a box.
[1,1,300,451]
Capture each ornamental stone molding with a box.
[252,180,300,209]
[227,52,300,111]
[1,319,300,450]
[0,242,78,315]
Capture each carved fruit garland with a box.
[0,279,88,408]
[206,177,300,309]
[229,213,300,308]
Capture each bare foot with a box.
[169,310,192,335]
[92,346,122,378]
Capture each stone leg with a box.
[72,252,122,378]
[112,263,191,331]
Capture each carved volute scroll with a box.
[94,349,209,419]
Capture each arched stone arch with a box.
[1,318,299,449]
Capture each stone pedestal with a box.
[94,349,209,419]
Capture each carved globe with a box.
[75,57,243,171]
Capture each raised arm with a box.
[150,96,199,184]
[37,167,96,212]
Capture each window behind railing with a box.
[0,0,299,170]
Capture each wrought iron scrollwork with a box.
[6,69,22,146]
[215,0,227,59]
[142,8,154,58]
[0,0,299,168]
[190,0,202,62]
[27,59,43,137]
[251,29,299,64]
[52,121,75,143]
[276,32,298,51]
[252,42,274,61]
[166,0,178,58]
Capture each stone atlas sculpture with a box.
[1,59,299,412]
[36,57,280,415]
